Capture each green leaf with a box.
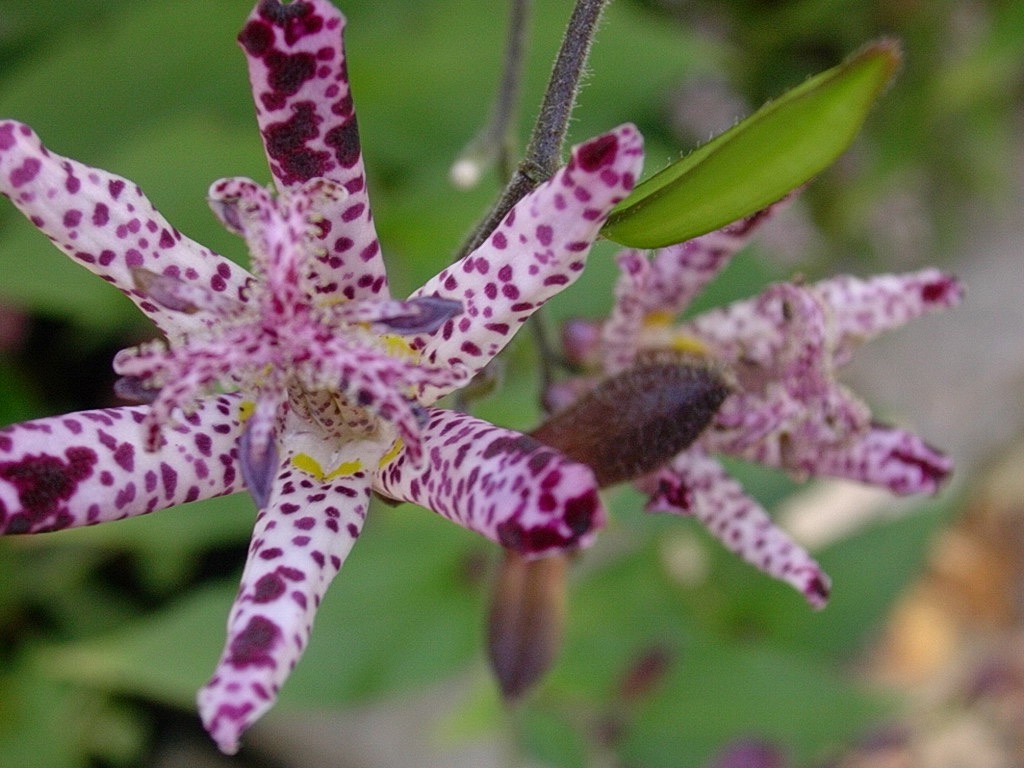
[619,640,884,767]
[601,41,901,248]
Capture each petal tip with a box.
[571,123,644,177]
[197,687,248,756]
[802,570,832,610]
[920,270,964,308]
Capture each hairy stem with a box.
[458,0,612,258]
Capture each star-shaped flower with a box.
[0,0,643,752]
[555,197,962,607]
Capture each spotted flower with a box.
[556,198,962,607]
[0,0,643,753]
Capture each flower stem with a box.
[458,0,611,258]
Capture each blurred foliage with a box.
[0,0,1018,766]
[641,0,1024,265]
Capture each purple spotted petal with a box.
[374,408,606,557]
[198,440,374,754]
[411,124,644,404]
[643,196,793,317]
[600,199,794,374]
[676,282,810,371]
[681,271,964,374]
[796,422,952,495]
[812,269,964,365]
[705,383,871,469]
[0,396,243,535]
[702,387,805,460]
[643,449,830,608]
[601,248,649,374]
[0,121,250,340]
[238,0,386,300]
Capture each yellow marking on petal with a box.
[317,294,346,308]
[291,452,326,479]
[382,334,418,360]
[290,452,364,481]
[643,310,676,328]
[327,460,363,479]
[669,334,709,356]
[378,438,404,469]
[238,400,256,422]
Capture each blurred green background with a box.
[1,1,1021,766]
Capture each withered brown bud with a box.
[486,549,568,701]
[530,352,732,488]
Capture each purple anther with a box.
[239,421,279,510]
[379,296,463,335]
[113,375,160,404]
[132,268,201,314]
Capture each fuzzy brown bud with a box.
[530,352,732,488]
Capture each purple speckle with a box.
[263,101,329,183]
[324,120,361,169]
[10,158,41,187]
[113,442,134,472]
[227,616,280,669]
[253,573,287,603]
[0,447,97,532]
[577,133,618,172]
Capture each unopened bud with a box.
[485,353,730,701]
[560,318,602,368]
[486,549,568,701]
[531,352,732,488]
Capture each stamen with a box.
[377,296,463,335]
[239,420,279,510]
[113,375,160,404]
[132,268,201,314]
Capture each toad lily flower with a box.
[0,0,642,753]
[557,198,962,608]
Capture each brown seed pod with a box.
[530,351,732,488]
